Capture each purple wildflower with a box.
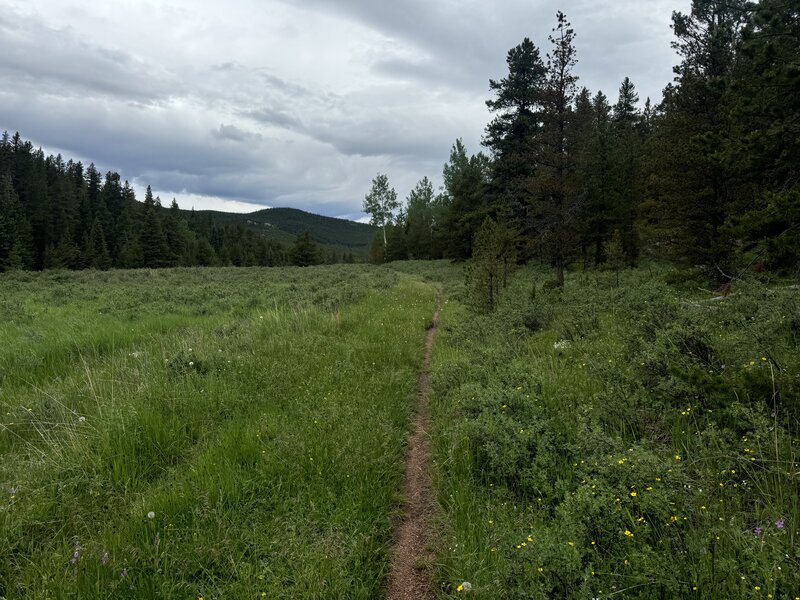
[775,519,785,530]
[70,539,82,564]
[754,527,763,536]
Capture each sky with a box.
[0,0,686,221]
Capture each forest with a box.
[363,1,798,286]
[2,1,797,284]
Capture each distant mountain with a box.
[186,207,376,258]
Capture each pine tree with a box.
[140,186,169,268]
[438,140,491,260]
[87,217,112,270]
[611,77,642,266]
[465,218,517,312]
[405,177,435,259]
[290,230,322,267]
[726,0,800,273]
[484,37,547,231]
[532,11,580,287]
[656,0,750,277]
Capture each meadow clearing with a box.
[0,266,435,599]
[1,262,798,599]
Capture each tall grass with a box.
[1,265,435,599]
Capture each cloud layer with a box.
[0,0,684,218]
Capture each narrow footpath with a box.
[385,289,441,600]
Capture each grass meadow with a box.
[3,261,798,599]
[0,266,436,599]
[390,261,800,599]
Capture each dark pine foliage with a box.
[0,132,288,272]
[389,6,799,284]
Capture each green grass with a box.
[400,261,800,599]
[0,265,435,599]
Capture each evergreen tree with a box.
[532,11,580,287]
[0,173,34,271]
[726,0,800,273]
[405,176,435,259]
[465,218,518,312]
[140,186,169,268]
[438,140,491,260]
[611,77,642,266]
[484,37,547,231]
[655,0,750,276]
[163,199,190,266]
[290,230,322,266]
[87,217,112,270]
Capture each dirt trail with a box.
[385,289,441,600]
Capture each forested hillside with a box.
[0,136,372,271]
[366,1,798,283]
[190,207,375,258]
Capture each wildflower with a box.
[754,527,763,536]
[775,519,785,529]
[121,567,128,578]
[70,540,81,565]
[78,416,86,423]
[9,486,17,498]
[456,581,472,592]
[101,550,110,565]
[630,491,637,497]
[623,529,634,538]
[674,455,682,461]
[147,511,155,519]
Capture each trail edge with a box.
[385,287,442,600]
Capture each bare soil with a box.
[384,290,441,600]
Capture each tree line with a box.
[363,0,799,289]
[0,132,339,271]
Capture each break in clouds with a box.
[0,0,682,219]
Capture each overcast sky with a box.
[0,0,686,220]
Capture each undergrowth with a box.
[419,261,800,599]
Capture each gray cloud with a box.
[0,8,175,103]
[212,123,264,143]
[0,0,685,216]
